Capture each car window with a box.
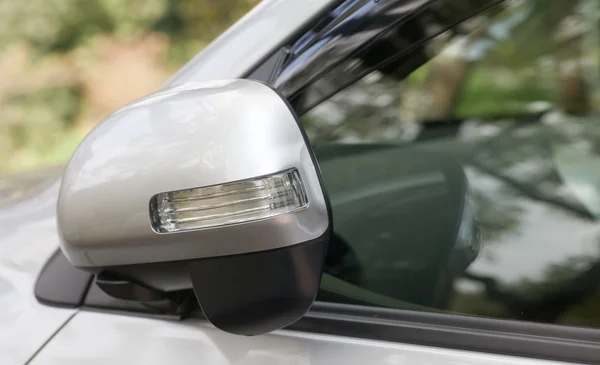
[301,0,600,329]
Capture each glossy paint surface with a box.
[0,169,74,365]
[30,311,573,365]
[58,80,328,268]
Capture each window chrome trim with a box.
[288,302,600,364]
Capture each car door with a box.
[30,0,600,363]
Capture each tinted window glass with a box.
[302,0,600,328]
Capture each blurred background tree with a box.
[0,0,258,173]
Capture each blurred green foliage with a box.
[455,69,557,118]
[3,0,600,174]
[0,0,257,173]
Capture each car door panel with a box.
[30,311,575,365]
[0,171,76,365]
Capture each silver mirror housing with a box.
[57,79,332,335]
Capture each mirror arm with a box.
[95,272,196,317]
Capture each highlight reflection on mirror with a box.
[300,0,600,329]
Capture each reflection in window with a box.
[304,0,600,329]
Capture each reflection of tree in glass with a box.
[464,117,600,221]
[456,249,600,326]
[303,0,591,144]
[467,174,522,243]
[302,73,403,143]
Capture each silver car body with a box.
[0,0,580,364]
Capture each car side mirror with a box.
[57,79,332,335]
